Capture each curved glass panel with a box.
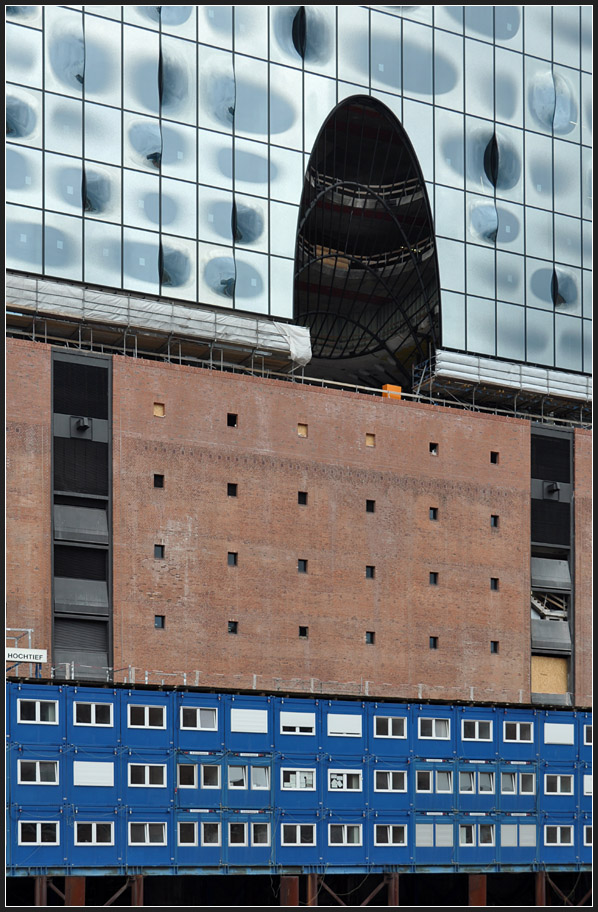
[294,96,440,388]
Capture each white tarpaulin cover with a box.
[7,274,312,366]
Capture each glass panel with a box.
[269,256,294,318]
[202,765,219,787]
[235,6,268,59]
[77,823,93,843]
[269,64,303,150]
[581,148,592,220]
[371,10,402,94]
[303,6,336,80]
[501,771,517,793]
[198,186,233,244]
[235,250,269,313]
[83,163,121,223]
[582,222,591,271]
[45,94,82,157]
[402,19,434,99]
[581,72,592,148]
[19,701,37,722]
[234,55,268,139]
[555,215,581,268]
[40,702,57,723]
[553,6,580,68]
[303,73,338,153]
[199,242,235,308]
[555,314,582,371]
[403,99,434,181]
[526,307,554,366]
[436,719,449,739]
[89,7,122,22]
[270,201,299,258]
[440,291,466,349]
[466,295,496,356]
[6,145,43,209]
[44,211,83,281]
[338,6,370,88]
[198,46,234,134]
[253,823,269,844]
[6,6,43,27]
[437,238,465,292]
[40,762,57,783]
[496,201,524,253]
[234,137,269,195]
[468,197,498,245]
[83,14,122,107]
[84,219,122,288]
[465,118,494,195]
[434,30,463,112]
[148,766,164,786]
[40,824,57,843]
[123,226,160,294]
[148,707,164,727]
[466,244,495,298]
[158,6,196,39]
[434,187,464,241]
[525,207,553,262]
[160,177,197,239]
[269,146,304,205]
[524,6,552,61]
[130,765,145,785]
[524,56,555,136]
[6,86,42,148]
[495,48,523,127]
[435,107,464,188]
[465,38,494,120]
[148,824,164,844]
[269,6,302,68]
[199,6,233,50]
[7,204,43,271]
[526,258,554,311]
[435,7,463,34]
[45,6,84,96]
[583,319,591,373]
[479,772,494,792]
[161,35,197,126]
[251,767,269,789]
[123,169,160,230]
[497,300,525,361]
[464,6,494,39]
[85,103,122,166]
[123,24,160,116]
[162,122,197,182]
[228,766,246,788]
[198,129,233,191]
[203,823,220,844]
[199,708,216,729]
[581,6,592,72]
[495,124,524,204]
[553,64,580,142]
[495,6,523,51]
[161,235,197,302]
[233,194,267,253]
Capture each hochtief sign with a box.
[6,648,48,663]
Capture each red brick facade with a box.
[5,338,592,706]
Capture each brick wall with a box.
[573,428,592,706]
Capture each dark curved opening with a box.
[292,7,307,59]
[484,134,500,187]
[293,96,440,389]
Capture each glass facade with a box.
[5,5,592,374]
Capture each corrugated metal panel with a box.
[531,558,571,590]
[531,619,572,653]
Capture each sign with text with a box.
[5,648,48,664]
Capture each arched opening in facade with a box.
[294,96,440,389]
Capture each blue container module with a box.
[6,682,591,876]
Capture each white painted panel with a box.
[519,825,537,847]
[73,761,114,787]
[544,722,575,745]
[280,711,316,733]
[583,775,592,795]
[230,708,268,733]
[436,824,453,847]
[327,714,362,737]
[415,823,434,847]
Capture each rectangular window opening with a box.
[366,565,375,579]
[490,451,499,464]
[430,442,439,455]
[298,625,309,638]
[429,636,439,649]
[366,499,376,513]
[228,620,238,635]
[154,615,165,629]
[365,631,375,645]
[153,474,164,488]
[429,507,438,520]
[298,491,308,505]
[227,413,238,427]
[153,402,165,417]
[154,544,165,559]
[491,640,499,653]
[429,572,438,585]
[228,551,238,566]
[365,433,376,447]
[490,577,500,590]
[227,482,237,497]
[297,423,308,438]
[298,558,308,573]
[491,514,499,528]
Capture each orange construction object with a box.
[382,384,402,400]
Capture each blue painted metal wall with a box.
[6,682,591,876]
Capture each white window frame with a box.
[279,711,315,736]
[459,770,476,794]
[281,824,316,846]
[251,821,271,846]
[201,764,221,789]
[503,720,533,743]
[281,768,316,791]
[17,699,59,725]
[544,825,574,846]
[416,769,434,793]
[73,702,113,727]
[228,765,248,789]
[250,766,271,790]
[374,824,407,846]
[228,821,248,847]
[520,772,536,794]
[128,763,167,788]
[544,774,574,795]
[478,770,495,793]
[583,825,592,846]
[501,770,536,794]
[478,823,495,846]
[501,770,517,794]
[584,724,592,745]
[177,821,198,846]
[17,759,59,785]
[201,821,221,846]
[74,821,115,846]
[461,719,493,741]
[328,769,362,791]
[459,823,476,846]
[374,770,407,793]
[127,704,166,730]
[18,821,60,845]
[436,769,453,793]
[128,822,167,846]
[328,823,363,846]
[583,774,592,796]
[415,822,454,848]
[180,705,218,731]
[177,764,198,789]
[374,716,407,739]
[418,717,451,740]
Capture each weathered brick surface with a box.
[573,428,592,706]
[5,339,53,675]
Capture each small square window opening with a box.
[154,544,165,559]
[153,474,164,488]
[490,451,499,464]
[227,483,237,497]
[491,640,499,653]
[366,499,376,513]
[298,558,308,574]
[429,572,438,585]
[154,615,165,629]
[299,626,309,638]
[298,491,308,505]
[366,631,375,645]
[491,515,499,528]
[429,442,438,455]
[429,507,438,520]
[366,433,376,447]
[366,565,375,579]
[153,402,165,417]
[227,413,238,427]
[429,636,438,650]
[297,423,308,438]
[491,577,499,590]
[228,552,238,567]
[228,621,238,635]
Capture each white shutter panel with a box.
[415,823,434,847]
[73,761,114,787]
[436,824,453,847]
[280,711,315,733]
[519,825,537,847]
[230,708,268,733]
[501,825,518,847]
[544,722,575,745]
[327,714,362,737]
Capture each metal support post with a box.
[306,873,319,906]
[387,873,399,906]
[535,871,546,906]
[65,876,86,906]
[468,874,486,906]
[131,875,144,906]
[280,876,299,906]
[34,876,47,906]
